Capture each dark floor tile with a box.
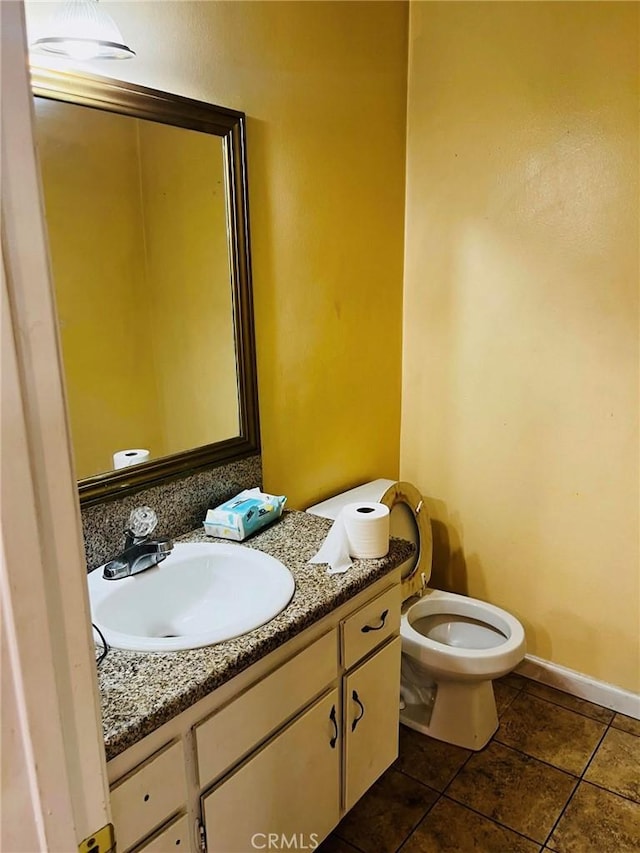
[394,724,472,791]
[334,768,438,853]
[447,742,576,843]
[548,781,640,852]
[400,796,540,853]
[317,835,363,853]
[584,727,640,802]
[494,681,519,717]
[496,672,528,691]
[496,693,605,775]
[523,682,614,724]
[612,712,640,737]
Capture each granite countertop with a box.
[98,509,414,761]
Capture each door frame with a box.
[1,2,111,849]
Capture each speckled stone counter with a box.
[97,509,414,761]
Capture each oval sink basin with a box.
[88,542,295,652]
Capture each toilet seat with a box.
[401,589,526,679]
[379,481,433,602]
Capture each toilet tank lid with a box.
[306,479,396,520]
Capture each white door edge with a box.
[1,2,110,849]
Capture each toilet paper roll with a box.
[343,502,390,559]
[309,501,390,574]
[113,449,150,470]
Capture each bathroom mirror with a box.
[31,69,259,506]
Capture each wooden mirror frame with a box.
[31,68,260,506]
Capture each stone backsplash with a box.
[81,454,262,570]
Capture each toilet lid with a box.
[379,481,433,603]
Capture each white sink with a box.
[88,542,295,652]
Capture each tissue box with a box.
[203,488,286,541]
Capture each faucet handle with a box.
[127,506,158,539]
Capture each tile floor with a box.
[320,674,640,853]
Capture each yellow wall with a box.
[137,121,238,454]
[29,0,409,509]
[32,2,638,690]
[34,99,163,478]
[402,2,639,691]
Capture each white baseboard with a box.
[516,654,640,720]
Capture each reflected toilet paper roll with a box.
[113,449,150,470]
[343,502,390,559]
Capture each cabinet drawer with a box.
[196,629,338,787]
[130,814,189,852]
[111,741,186,852]
[341,585,400,670]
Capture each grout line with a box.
[498,676,528,694]
[331,827,368,853]
[440,748,476,796]
[540,717,612,847]
[611,720,640,738]
[477,739,582,780]
[520,687,616,725]
[439,793,544,847]
[582,777,640,806]
[393,791,442,853]
[539,774,581,849]
[390,688,637,852]
[579,717,612,780]
[339,838,367,853]
[496,689,521,719]
[394,764,445,794]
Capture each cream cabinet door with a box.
[343,637,401,812]
[130,814,190,852]
[111,741,186,852]
[202,689,341,853]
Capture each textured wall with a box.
[401,2,639,691]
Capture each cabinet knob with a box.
[351,690,365,732]
[361,609,389,633]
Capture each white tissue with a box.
[309,513,353,575]
[309,501,390,575]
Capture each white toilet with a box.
[307,479,526,750]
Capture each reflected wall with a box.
[35,98,238,479]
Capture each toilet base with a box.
[400,678,499,750]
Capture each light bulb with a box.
[31,0,135,61]
[60,39,101,61]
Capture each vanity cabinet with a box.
[340,585,402,812]
[110,741,187,852]
[198,586,401,852]
[341,584,400,670]
[194,629,338,787]
[107,574,401,853]
[343,637,401,811]
[202,689,341,852]
[130,815,190,853]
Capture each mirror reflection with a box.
[34,97,240,480]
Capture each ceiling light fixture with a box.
[31,0,135,62]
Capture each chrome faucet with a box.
[103,507,173,580]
